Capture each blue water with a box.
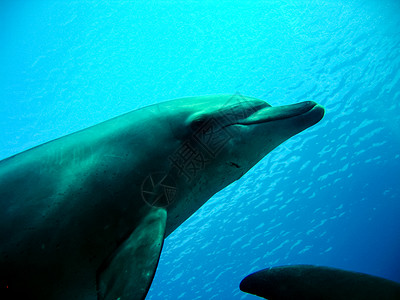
[1,0,399,299]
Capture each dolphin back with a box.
[240,265,400,300]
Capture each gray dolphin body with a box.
[240,265,400,300]
[0,94,324,299]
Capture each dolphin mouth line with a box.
[225,101,320,127]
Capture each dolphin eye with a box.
[190,118,206,132]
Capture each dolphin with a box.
[0,94,324,299]
[240,264,400,300]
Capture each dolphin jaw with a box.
[222,101,324,128]
[239,101,318,125]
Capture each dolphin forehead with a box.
[164,95,271,128]
[158,94,270,118]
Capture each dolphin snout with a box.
[238,101,324,126]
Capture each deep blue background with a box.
[1,1,399,299]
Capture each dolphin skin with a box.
[0,94,324,299]
[240,265,400,300]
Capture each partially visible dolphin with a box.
[240,265,400,300]
[0,94,324,299]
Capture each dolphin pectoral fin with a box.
[97,207,167,300]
